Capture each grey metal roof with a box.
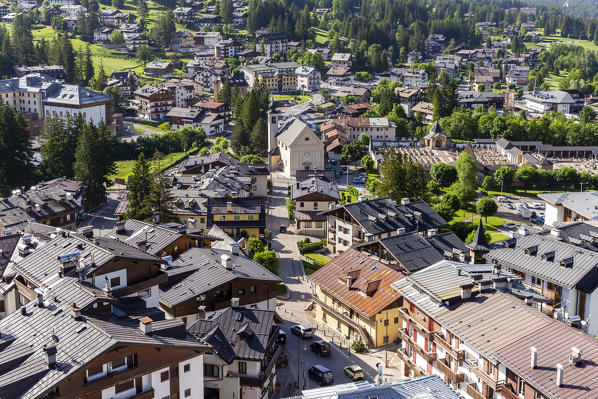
[290,178,339,201]
[538,192,598,220]
[187,307,276,362]
[485,234,598,289]
[323,198,447,236]
[297,375,461,399]
[159,248,280,307]
[106,219,189,256]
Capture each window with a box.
[250,285,256,293]
[531,276,541,286]
[219,215,225,221]
[305,221,312,228]
[313,202,318,209]
[394,317,399,324]
[316,222,322,228]
[322,312,327,322]
[383,319,389,326]
[110,276,121,288]
[247,215,254,220]
[238,361,247,374]
[488,362,495,375]
[239,288,245,295]
[518,378,525,394]
[161,370,170,382]
[234,215,240,220]
[204,364,219,377]
[66,214,71,221]
[300,202,304,208]
[200,217,205,224]
[337,320,342,331]
[184,364,191,373]
[184,389,191,397]
[383,336,389,344]
[115,380,134,393]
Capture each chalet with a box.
[295,65,321,92]
[191,101,230,122]
[144,61,174,78]
[107,71,138,98]
[539,192,598,225]
[14,65,67,80]
[330,52,352,68]
[161,78,197,108]
[206,197,266,238]
[196,14,221,26]
[395,87,424,115]
[166,107,225,135]
[255,32,288,56]
[232,11,247,26]
[291,178,339,236]
[458,91,505,109]
[98,8,129,26]
[325,65,352,85]
[411,101,434,123]
[173,6,195,21]
[214,39,242,58]
[134,85,174,121]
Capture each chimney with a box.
[221,254,232,270]
[492,276,508,289]
[493,264,501,275]
[570,347,582,365]
[36,292,44,307]
[226,201,233,212]
[460,283,473,300]
[139,317,153,335]
[346,275,353,289]
[530,347,537,369]
[152,210,160,224]
[231,297,240,307]
[551,228,561,237]
[70,303,81,319]
[115,220,125,233]
[20,306,27,316]
[43,344,57,369]
[187,218,196,230]
[161,255,173,270]
[400,198,410,205]
[23,234,32,245]
[556,363,564,387]
[103,275,112,297]
[197,305,206,320]
[396,227,407,235]
[230,242,240,255]
[479,280,492,292]
[524,295,533,306]
[296,182,300,189]
[137,239,148,251]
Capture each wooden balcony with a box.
[352,237,364,245]
[434,334,465,362]
[498,385,520,399]
[397,308,433,340]
[466,383,486,399]
[328,227,336,234]
[396,347,426,377]
[129,389,155,399]
[396,328,437,362]
[468,361,498,391]
[435,358,465,383]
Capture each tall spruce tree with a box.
[125,153,153,220]
[0,103,34,195]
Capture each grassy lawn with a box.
[111,150,193,180]
[340,190,357,203]
[272,94,312,103]
[449,208,476,224]
[314,28,329,45]
[302,261,320,275]
[275,283,287,296]
[489,233,509,243]
[303,252,330,266]
[484,187,566,199]
[544,33,598,52]
[545,71,567,90]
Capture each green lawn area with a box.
[489,233,509,243]
[484,187,566,199]
[544,71,568,90]
[314,28,329,45]
[303,252,330,266]
[111,150,193,180]
[276,283,287,296]
[340,190,357,203]
[272,94,312,103]
[543,33,598,52]
[302,261,320,275]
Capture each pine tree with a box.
[217,78,231,104]
[142,153,176,222]
[250,118,267,154]
[593,25,598,45]
[41,117,72,179]
[230,123,249,154]
[12,14,34,66]
[61,34,76,83]
[125,153,153,220]
[0,103,34,195]
[220,0,233,23]
[84,44,94,85]
[94,60,108,91]
[74,121,115,208]
[0,32,13,77]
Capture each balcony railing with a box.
[129,389,155,399]
[498,385,520,399]
[312,296,374,348]
[396,347,426,377]
[466,383,486,399]
[397,308,434,340]
[396,328,437,362]
[435,358,465,383]
[434,334,465,362]
[468,360,498,391]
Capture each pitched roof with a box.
[309,248,404,318]
[467,218,488,251]
[538,192,598,221]
[291,178,339,201]
[187,307,276,362]
[275,117,322,148]
[106,219,192,256]
[159,247,280,308]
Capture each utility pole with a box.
[580,182,589,192]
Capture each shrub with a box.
[285,198,295,220]
[297,237,325,254]
[351,340,366,353]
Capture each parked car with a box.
[504,203,514,209]
[310,341,331,356]
[276,329,286,345]
[344,365,364,381]
[290,324,314,338]
[329,159,338,165]
[308,365,334,386]
[77,210,88,221]
[352,176,366,184]
[502,223,516,229]
[334,170,342,178]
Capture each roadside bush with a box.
[285,198,295,220]
[351,340,366,353]
[297,237,325,254]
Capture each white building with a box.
[538,192,598,226]
[521,90,576,114]
[295,65,321,92]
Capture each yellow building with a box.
[240,62,299,93]
[309,248,405,348]
[207,198,265,239]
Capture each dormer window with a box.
[560,257,574,268]
[542,251,555,262]
[524,245,538,256]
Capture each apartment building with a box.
[206,197,266,238]
[14,64,67,80]
[240,62,299,93]
[327,117,396,142]
[538,192,598,225]
[187,59,229,90]
[134,85,174,120]
[485,231,598,335]
[255,32,288,56]
[291,177,339,237]
[391,259,598,399]
[188,307,282,399]
[321,197,447,253]
[159,246,280,324]
[0,228,208,399]
[330,52,352,68]
[309,248,405,347]
[98,8,130,26]
[167,107,225,135]
[296,65,321,92]
[519,90,576,114]
[215,39,243,58]
[161,78,198,108]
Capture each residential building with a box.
[325,117,396,143]
[309,248,405,347]
[207,197,266,238]
[391,68,428,87]
[240,62,299,93]
[170,30,198,52]
[187,306,282,399]
[232,11,247,27]
[297,376,461,399]
[0,184,82,234]
[355,230,469,273]
[214,39,243,58]
[394,87,424,116]
[539,192,598,225]
[60,4,85,17]
[173,6,195,21]
[144,61,174,78]
[135,85,174,121]
[519,90,576,114]
[320,197,447,253]
[325,65,352,85]
[291,178,339,236]
[167,107,225,135]
[485,231,598,335]
[267,115,324,178]
[193,31,222,48]
[411,102,434,123]
[159,246,279,323]
[295,65,321,92]
[458,91,505,109]
[98,8,130,26]
[330,52,352,68]
[14,65,67,80]
[391,259,598,399]
[340,102,374,117]
[213,76,248,99]
[495,138,598,163]
[107,70,139,99]
[505,66,529,87]
[188,59,229,90]
[192,101,230,122]
[161,78,197,108]
[255,32,288,56]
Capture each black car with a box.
[310,341,331,356]
[308,365,334,386]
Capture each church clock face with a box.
[303,151,312,164]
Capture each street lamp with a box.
[379,310,389,368]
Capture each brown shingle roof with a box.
[309,248,404,318]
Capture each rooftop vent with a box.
[221,254,232,270]
[460,283,474,300]
[231,297,240,307]
[530,347,537,369]
[70,303,81,319]
[136,239,147,252]
[161,255,173,270]
[23,234,32,245]
[569,347,582,366]
[43,344,57,369]
[230,242,240,256]
[139,317,152,335]
[556,363,564,387]
[115,220,125,233]
[400,198,410,205]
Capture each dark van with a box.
[308,365,334,386]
